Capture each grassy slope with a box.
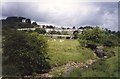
[69,47,119,77]
[47,38,96,67]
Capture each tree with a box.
[35,28,46,34]
[79,27,119,47]
[6,16,19,22]
[103,34,118,47]
[18,17,26,22]
[79,27,83,29]
[25,18,31,24]
[32,22,37,25]
[46,25,54,29]
[79,27,107,46]
[73,26,75,29]
[2,17,34,29]
[61,27,65,30]
[3,30,50,75]
[73,30,79,39]
[67,28,70,29]
[83,26,93,29]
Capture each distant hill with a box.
[1,16,38,29]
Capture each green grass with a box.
[69,47,119,77]
[47,38,96,67]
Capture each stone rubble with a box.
[38,59,97,77]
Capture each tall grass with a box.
[69,47,119,77]
[47,38,96,67]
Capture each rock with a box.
[86,59,93,65]
[85,65,88,68]
[94,48,106,58]
[104,56,107,58]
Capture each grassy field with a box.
[69,47,119,77]
[47,38,96,67]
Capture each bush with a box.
[104,41,114,47]
[73,31,79,39]
[104,34,118,47]
[79,27,119,47]
[49,30,61,35]
[79,40,88,47]
[61,31,68,35]
[85,43,97,50]
[35,28,46,34]
[3,30,50,75]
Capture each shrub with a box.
[79,40,88,47]
[35,28,46,34]
[49,30,61,35]
[79,27,119,47]
[3,30,50,75]
[104,40,114,47]
[73,31,79,39]
[85,43,97,50]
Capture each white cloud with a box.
[0,1,118,31]
[102,9,118,31]
[1,0,119,2]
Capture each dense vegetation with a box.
[69,47,118,77]
[35,28,46,34]
[2,16,38,29]
[79,27,119,47]
[1,16,119,77]
[69,27,120,77]
[2,29,50,76]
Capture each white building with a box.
[17,28,35,31]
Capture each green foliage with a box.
[69,68,82,77]
[35,28,46,34]
[103,47,117,58]
[48,30,61,35]
[73,31,79,39]
[103,34,118,47]
[61,31,68,35]
[3,30,50,75]
[79,27,119,47]
[69,47,119,77]
[70,57,118,77]
[103,41,114,47]
[18,22,34,28]
[2,20,34,29]
[2,17,35,29]
[79,40,90,47]
[79,27,105,44]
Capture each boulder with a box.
[94,48,106,58]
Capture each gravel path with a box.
[61,59,97,77]
[38,59,97,77]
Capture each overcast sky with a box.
[1,0,119,31]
